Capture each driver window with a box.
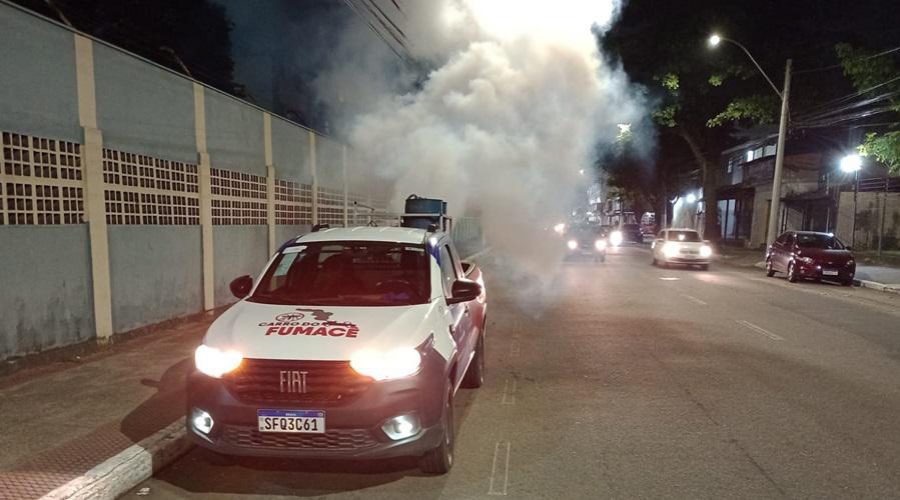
[438,245,457,298]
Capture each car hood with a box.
[202,300,440,361]
[797,248,852,264]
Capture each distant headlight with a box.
[595,239,607,251]
[798,256,814,264]
[553,223,566,235]
[350,348,422,380]
[610,230,623,246]
[699,245,712,258]
[567,239,578,250]
[195,345,243,378]
[662,242,679,258]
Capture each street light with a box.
[840,153,863,248]
[709,33,791,247]
[686,192,697,204]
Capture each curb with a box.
[854,279,900,295]
[41,421,190,500]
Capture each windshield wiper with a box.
[248,293,297,305]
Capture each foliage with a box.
[858,132,900,173]
[836,43,900,173]
[707,94,779,127]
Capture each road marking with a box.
[501,378,517,405]
[736,320,784,341]
[659,277,680,281]
[509,340,520,358]
[488,441,511,496]
[683,294,707,305]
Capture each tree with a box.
[835,44,900,173]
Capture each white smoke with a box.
[324,0,646,305]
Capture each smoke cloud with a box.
[321,0,647,306]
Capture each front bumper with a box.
[795,262,855,281]
[186,352,447,460]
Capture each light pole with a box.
[709,34,791,248]
[840,154,862,248]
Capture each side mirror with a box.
[230,275,253,299]
[447,279,482,305]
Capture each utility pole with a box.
[765,59,792,247]
[851,169,859,248]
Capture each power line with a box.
[794,44,900,75]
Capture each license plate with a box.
[823,269,839,276]
[682,250,699,255]
[257,409,325,434]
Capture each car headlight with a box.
[798,256,814,264]
[609,230,623,246]
[567,239,578,250]
[595,239,607,251]
[553,223,566,235]
[699,245,712,258]
[195,345,243,378]
[662,242,679,258]
[350,348,422,380]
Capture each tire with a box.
[787,262,798,283]
[765,259,775,277]
[700,264,709,271]
[841,278,853,287]
[461,333,485,389]
[419,384,454,474]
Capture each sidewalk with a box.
[0,312,217,499]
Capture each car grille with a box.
[223,359,371,404]
[221,425,379,451]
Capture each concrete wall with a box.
[93,44,197,162]
[271,117,311,183]
[835,192,900,250]
[108,226,203,332]
[0,226,95,356]
[0,4,80,142]
[205,90,265,175]
[213,226,269,307]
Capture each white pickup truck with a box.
[187,226,487,473]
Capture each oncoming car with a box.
[187,226,487,474]
[651,228,712,270]
[565,225,607,262]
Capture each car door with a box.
[773,233,792,272]
[438,243,474,387]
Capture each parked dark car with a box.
[765,231,855,286]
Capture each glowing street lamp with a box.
[841,153,863,247]
[685,192,697,204]
[709,32,791,247]
[840,154,862,173]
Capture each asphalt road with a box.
[129,245,900,499]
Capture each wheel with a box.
[419,384,454,474]
[841,278,853,287]
[699,264,709,271]
[787,262,798,283]
[765,259,775,277]
[651,257,657,266]
[461,333,484,389]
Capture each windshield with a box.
[796,234,844,250]
[249,242,431,306]
[666,231,702,242]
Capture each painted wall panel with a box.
[205,91,265,175]
[108,226,202,332]
[0,6,80,141]
[213,226,268,307]
[271,118,311,183]
[0,226,94,359]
